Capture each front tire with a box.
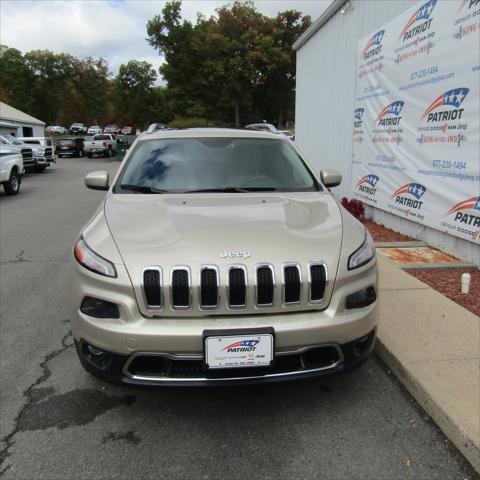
[104,148,111,158]
[4,170,21,195]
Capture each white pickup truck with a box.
[83,134,117,158]
[0,146,23,195]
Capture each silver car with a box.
[71,128,378,385]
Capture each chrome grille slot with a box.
[199,266,219,309]
[256,265,274,307]
[309,263,327,303]
[228,266,247,308]
[143,267,162,308]
[171,267,191,309]
[283,264,301,305]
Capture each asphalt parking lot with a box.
[0,157,477,480]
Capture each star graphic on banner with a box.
[418,6,426,18]
[444,93,451,104]
[457,91,465,104]
[417,186,424,197]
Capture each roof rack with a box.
[145,123,171,134]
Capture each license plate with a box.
[205,333,273,369]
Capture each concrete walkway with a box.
[376,255,480,472]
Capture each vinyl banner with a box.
[352,0,480,243]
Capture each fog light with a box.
[346,287,376,309]
[87,345,104,356]
[80,296,120,318]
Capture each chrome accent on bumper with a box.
[121,343,344,383]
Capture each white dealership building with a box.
[294,0,479,265]
[0,102,45,138]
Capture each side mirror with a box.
[320,169,342,188]
[85,171,109,191]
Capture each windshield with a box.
[0,135,22,145]
[115,137,319,194]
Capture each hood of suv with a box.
[103,192,343,316]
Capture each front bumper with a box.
[75,328,376,386]
[71,257,378,385]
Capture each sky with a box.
[0,0,330,80]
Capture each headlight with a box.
[33,147,43,154]
[348,230,375,270]
[74,237,117,278]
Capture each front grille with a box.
[310,263,327,302]
[142,262,328,313]
[171,268,190,308]
[284,265,301,304]
[21,148,34,165]
[143,268,162,308]
[228,267,247,307]
[256,265,274,306]
[200,267,218,308]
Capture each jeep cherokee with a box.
[71,128,377,385]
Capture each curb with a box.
[398,262,476,270]
[375,337,480,473]
[375,241,428,248]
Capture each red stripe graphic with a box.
[458,0,469,12]
[398,10,419,39]
[446,197,477,216]
[391,184,409,198]
[356,175,369,186]
[375,106,390,122]
[421,93,444,119]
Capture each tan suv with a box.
[71,128,378,385]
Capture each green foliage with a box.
[146,1,311,127]
[113,60,158,127]
[169,116,209,128]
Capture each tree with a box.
[24,50,75,123]
[113,60,158,127]
[0,46,35,112]
[146,1,311,127]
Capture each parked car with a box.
[245,123,279,134]
[71,128,378,386]
[279,130,295,141]
[87,126,102,135]
[103,124,121,135]
[0,135,37,172]
[46,125,67,134]
[56,138,85,158]
[18,137,55,167]
[121,126,136,135]
[0,146,23,195]
[83,134,117,158]
[70,123,87,134]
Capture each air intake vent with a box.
[256,265,274,306]
[143,268,162,308]
[283,265,301,304]
[171,268,190,308]
[200,267,218,308]
[310,263,327,302]
[228,267,246,308]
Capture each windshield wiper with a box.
[182,187,278,193]
[119,184,168,194]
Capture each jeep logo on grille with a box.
[220,250,251,259]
